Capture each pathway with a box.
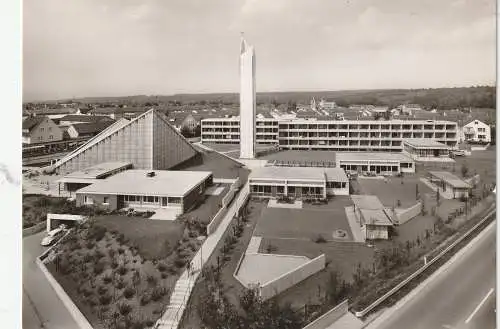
[344,206,365,243]
[155,183,250,329]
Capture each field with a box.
[357,176,432,209]
[254,197,353,242]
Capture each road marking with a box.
[465,288,494,324]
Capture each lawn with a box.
[254,197,354,242]
[93,216,185,260]
[357,176,432,208]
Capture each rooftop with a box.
[59,114,114,123]
[359,208,393,226]
[336,152,413,162]
[70,121,115,135]
[403,138,450,149]
[63,162,133,179]
[351,195,385,210]
[428,171,471,189]
[22,116,47,131]
[249,166,348,182]
[76,170,213,196]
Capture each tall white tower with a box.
[239,35,256,159]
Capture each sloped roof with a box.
[70,121,115,135]
[22,116,47,131]
[59,114,113,123]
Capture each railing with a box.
[354,206,496,318]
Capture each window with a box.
[168,197,181,204]
[84,196,93,205]
[38,136,42,141]
[49,135,53,140]
[40,127,44,132]
[48,127,52,131]
[103,197,109,204]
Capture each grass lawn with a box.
[254,197,354,242]
[357,176,432,208]
[94,216,185,260]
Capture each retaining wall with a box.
[302,300,349,329]
[396,201,422,225]
[23,221,46,237]
[259,254,325,300]
[206,207,227,235]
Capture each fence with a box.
[355,206,495,318]
[23,221,46,237]
[259,254,325,300]
[302,300,349,329]
[394,201,422,225]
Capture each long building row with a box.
[201,117,459,152]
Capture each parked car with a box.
[41,227,65,246]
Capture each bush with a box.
[99,294,112,306]
[89,226,107,241]
[117,266,128,276]
[157,262,167,272]
[123,287,135,299]
[94,263,105,275]
[118,302,132,316]
[161,273,167,279]
[314,235,327,243]
[108,249,116,258]
[140,293,150,306]
[151,287,167,301]
[115,279,126,290]
[146,275,157,286]
[97,285,108,295]
[174,258,186,268]
[102,275,112,284]
[111,260,119,269]
[117,248,125,255]
[86,241,95,250]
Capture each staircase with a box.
[155,274,194,329]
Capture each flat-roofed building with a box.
[201,118,458,151]
[403,139,451,161]
[351,195,393,240]
[249,166,349,199]
[56,162,133,195]
[428,171,471,199]
[75,170,213,214]
[336,152,415,175]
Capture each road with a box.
[23,231,79,329]
[367,218,496,329]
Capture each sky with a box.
[23,0,496,101]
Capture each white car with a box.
[41,227,65,246]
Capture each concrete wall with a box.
[395,201,422,225]
[302,300,349,329]
[259,254,325,300]
[206,207,226,235]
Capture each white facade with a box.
[239,37,256,159]
[460,119,491,143]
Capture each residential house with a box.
[460,119,491,143]
[22,116,63,144]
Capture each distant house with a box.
[58,114,115,126]
[460,119,491,143]
[66,121,116,139]
[22,116,63,144]
[319,99,336,110]
[399,104,422,115]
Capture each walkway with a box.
[155,183,250,329]
[344,206,365,243]
[23,232,79,329]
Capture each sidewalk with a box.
[155,183,250,329]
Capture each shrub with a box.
[161,273,167,279]
[117,234,126,244]
[102,275,112,284]
[108,249,116,258]
[314,235,327,243]
[111,260,119,269]
[82,288,93,297]
[89,226,107,241]
[117,266,128,276]
[146,320,154,327]
[157,262,167,272]
[146,275,157,286]
[117,248,125,255]
[118,302,132,316]
[151,287,167,301]
[86,241,95,250]
[98,294,112,306]
[94,263,105,275]
[115,279,126,290]
[174,258,186,268]
[140,293,150,306]
[97,285,107,295]
[123,287,135,299]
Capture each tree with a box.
[436,189,440,207]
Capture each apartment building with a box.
[201,118,458,152]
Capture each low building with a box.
[335,152,415,175]
[351,195,393,240]
[403,139,451,161]
[249,166,349,199]
[428,171,471,199]
[57,162,133,195]
[22,116,63,144]
[460,119,491,143]
[76,169,213,214]
[66,121,115,139]
[58,114,114,126]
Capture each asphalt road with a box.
[367,218,496,329]
[23,231,79,329]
